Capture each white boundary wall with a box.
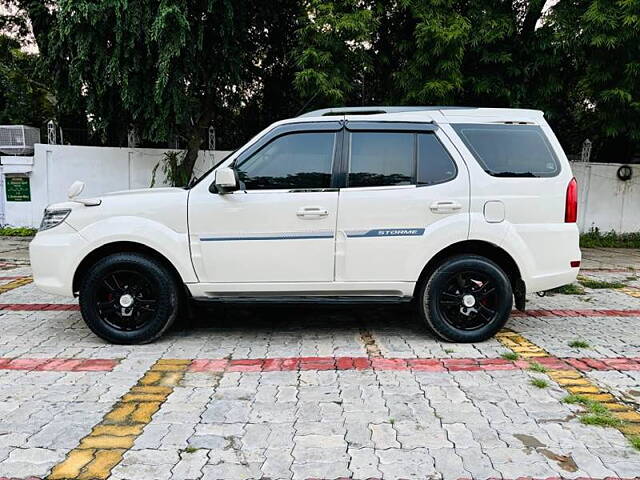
[0,146,638,233]
[0,144,230,228]
[572,162,640,234]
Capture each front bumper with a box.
[29,222,88,297]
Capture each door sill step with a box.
[192,295,413,305]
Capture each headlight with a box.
[39,208,71,231]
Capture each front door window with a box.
[235,132,336,190]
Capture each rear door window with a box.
[417,134,457,185]
[452,124,560,177]
[348,132,414,187]
[347,131,457,187]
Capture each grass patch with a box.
[563,394,589,405]
[0,227,37,237]
[528,362,548,373]
[530,378,549,389]
[550,283,585,295]
[631,436,640,451]
[444,349,454,354]
[580,229,640,248]
[578,277,626,289]
[580,413,622,428]
[568,339,591,349]
[501,352,520,361]
[181,446,199,454]
[563,394,622,427]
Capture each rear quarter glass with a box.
[451,123,560,178]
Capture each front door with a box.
[335,122,470,282]
[188,123,342,283]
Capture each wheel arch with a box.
[72,241,188,297]
[414,240,526,310]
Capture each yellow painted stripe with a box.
[495,328,550,358]
[0,276,32,294]
[497,328,640,447]
[621,287,640,298]
[47,359,190,480]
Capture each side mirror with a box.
[68,180,85,199]
[211,167,239,194]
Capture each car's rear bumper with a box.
[501,222,581,294]
[29,223,86,297]
[526,266,580,293]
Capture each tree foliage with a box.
[0,35,53,125]
[1,0,639,172]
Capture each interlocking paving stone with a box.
[0,265,640,478]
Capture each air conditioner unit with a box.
[0,125,41,155]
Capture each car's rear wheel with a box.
[79,253,179,344]
[419,255,512,343]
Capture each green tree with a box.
[46,0,304,183]
[295,0,377,106]
[573,0,640,160]
[0,35,54,126]
[291,0,590,155]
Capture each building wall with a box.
[572,162,640,234]
[0,144,230,228]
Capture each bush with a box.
[580,228,640,248]
[0,227,37,237]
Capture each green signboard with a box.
[5,176,31,202]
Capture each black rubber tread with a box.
[79,252,179,344]
[418,254,513,343]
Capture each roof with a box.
[298,106,474,117]
[297,106,545,124]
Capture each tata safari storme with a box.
[30,107,581,344]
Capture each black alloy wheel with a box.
[96,269,159,332]
[419,255,513,343]
[79,253,179,344]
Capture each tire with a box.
[418,255,512,343]
[79,253,179,344]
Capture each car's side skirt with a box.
[186,281,416,299]
[192,295,413,305]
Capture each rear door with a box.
[335,122,470,283]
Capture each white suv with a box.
[29,107,581,344]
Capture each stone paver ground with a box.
[0,243,638,479]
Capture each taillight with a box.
[565,177,578,223]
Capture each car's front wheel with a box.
[79,253,179,344]
[419,255,513,343]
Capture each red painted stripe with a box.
[2,355,636,374]
[0,303,80,311]
[187,356,640,373]
[0,303,638,318]
[510,308,640,318]
[0,358,118,372]
[0,275,29,280]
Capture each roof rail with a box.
[298,106,474,117]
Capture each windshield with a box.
[186,150,237,189]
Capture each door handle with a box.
[430,200,462,214]
[297,206,329,219]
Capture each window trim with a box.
[345,121,438,133]
[229,121,344,192]
[339,126,458,189]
